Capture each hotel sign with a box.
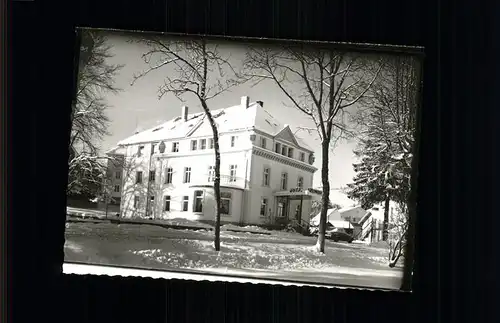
[275,187,323,197]
[290,187,322,195]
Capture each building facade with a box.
[106,96,320,226]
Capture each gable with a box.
[274,126,299,147]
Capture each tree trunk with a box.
[316,141,330,253]
[201,100,222,251]
[213,132,222,251]
[388,224,407,267]
[389,234,404,267]
[382,194,390,241]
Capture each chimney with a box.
[241,96,250,109]
[181,106,188,122]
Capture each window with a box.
[209,138,214,149]
[193,190,204,213]
[165,168,173,184]
[220,192,231,215]
[200,139,207,150]
[230,136,236,147]
[208,166,215,182]
[182,196,189,211]
[280,172,288,190]
[183,167,191,183]
[191,140,197,151]
[260,198,268,216]
[299,152,305,162]
[229,165,237,182]
[172,142,179,152]
[297,176,304,188]
[164,196,171,211]
[263,167,270,186]
[260,137,267,149]
[288,147,294,158]
[151,143,156,155]
[133,195,140,208]
[275,143,281,153]
[149,170,156,182]
[136,171,143,184]
[281,145,287,156]
[115,171,121,180]
[277,201,285,217]
[137,145,145,156]
[114,185,120,193]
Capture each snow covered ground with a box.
[129,240,393,271]
[64,221,404,289]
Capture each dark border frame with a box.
[11,0,453,321]
[67,27,425,293]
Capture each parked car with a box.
[326,228,354,243]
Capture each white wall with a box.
[114,126,319,225]
[149,186,243,223]
[254,133,312,164]
[125,129,254,157]
[106,155,124,199]
[119,138,253,219]
[245,153,315,224]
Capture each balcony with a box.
[189,174,249,190]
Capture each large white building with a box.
[105,96,321,226]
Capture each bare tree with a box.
[131,37,242,251]
[68,30,123,196]
[244,46,383,252]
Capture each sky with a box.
[93,31,362,191]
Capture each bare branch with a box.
[339,60,384,110]
[130,58,179,86]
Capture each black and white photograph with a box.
[64,28,422,290]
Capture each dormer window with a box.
[287,147,294,158]
[281,145,287,156]
[191,140,197,151]
[260,137,267,149]
[275,143,281,153]
[309,153,315,165]
[299,152,305,162]
[230,136,237,147]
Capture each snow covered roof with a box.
[116,98,314,152]
[338,206,365,214]
[309,210,358,229]
[309,208,341,226]
[105,146,126,155]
